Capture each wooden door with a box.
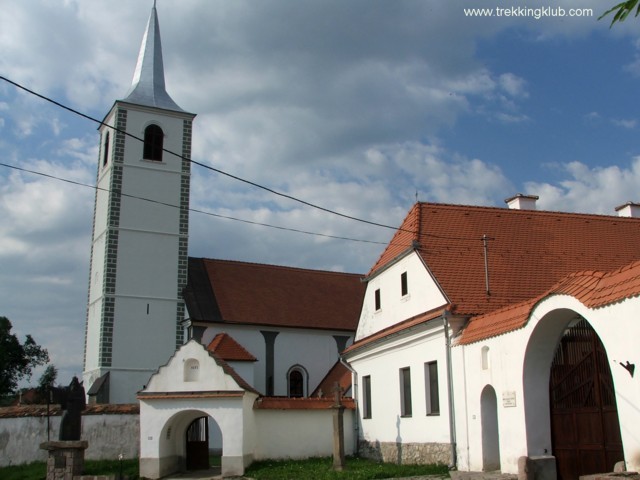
[549,319,624,480]
[186,417,210,471]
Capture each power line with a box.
[0,161,389,246]
[1,74,401,232]
[0,74,491,245]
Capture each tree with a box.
[0,316,49,396]
[600,1,640,26]
[38,364,58,397]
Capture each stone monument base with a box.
[40,441,88,480]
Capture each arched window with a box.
[287,365,308,398]
[143,124,164,161]
[482,346,490,370]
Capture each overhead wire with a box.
[0,161,390,246]
[0,74,492,245]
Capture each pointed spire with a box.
[122,2,184,112]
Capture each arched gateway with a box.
[548,318,624,480]
[523,307,624,480]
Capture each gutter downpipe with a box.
[340,356,359,455]
[443,311,458,470]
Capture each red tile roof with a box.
[0,404,139,418]
[344,308,446,356]
[311,361,352,398]
[369,202,640,317]
[184,258,365,331]
[459,259,640,345]
[254,396,355,410]
[206,333,257,362]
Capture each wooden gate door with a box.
[186,417,210,471]
[549,318,624,480]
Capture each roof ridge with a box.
[198,257,363,277]
[418,201,640,221]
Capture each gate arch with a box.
[523,307,623,480]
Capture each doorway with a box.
[481,385,501,472]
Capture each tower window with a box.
[143,124,164,161]
[102,132,110,166]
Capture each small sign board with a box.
[502,391,516,407]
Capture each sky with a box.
[2,0,640,388]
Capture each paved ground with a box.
[162,470,516,480]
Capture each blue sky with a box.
[1,0,640,387]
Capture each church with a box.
[81,4,640,480]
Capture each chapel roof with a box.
[184,258,365,331]
[206,333,257,362]
[369,202,640,317]
[121,3,185,112]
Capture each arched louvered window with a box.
[143,124,164,161]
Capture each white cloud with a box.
[525,158,640,214]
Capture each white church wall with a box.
[273,329,349,396]
[356,253,447,341]
[201,324,352,396]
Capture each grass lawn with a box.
[245,456,450,479]
[0,456,448,480]
[0,458,139,480]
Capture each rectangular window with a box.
[362,375,372,419]
[374,288,381,311]
[425,361,440,415]
[400,367,412,417]
[401,271,408,296]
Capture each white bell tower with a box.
[83,3,196,403]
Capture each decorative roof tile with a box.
[254,397,355,410]
[206,333,257,362]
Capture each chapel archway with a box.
[481,384,500,472]
[159,409,222,475]
[523,310,624,480]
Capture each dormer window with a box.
[374,288,381,311]
[143,124,164,161]
[401,272,408,297]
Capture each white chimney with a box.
[505,194,539,210]
[615,202,640,218]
